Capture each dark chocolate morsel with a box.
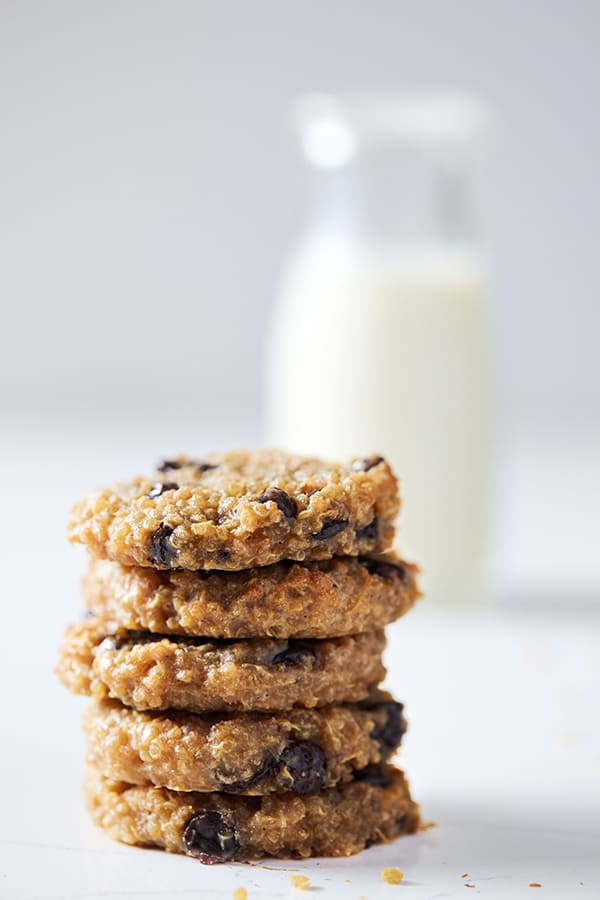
[157,459,183,473]
[356,517,379,543]
[269,641,316,669]
[313,518,348,540]
[255,486,298,520]
[278,742,327,794]
[351,455,385,472]
[182,811,238,862]
[371,701,406,751]
[354,764,391,787]
[149,524,176,565]
[147,482,179,499]
[215,548,231,565]
[195,462,218,473]
[361,557,408,584]
[157,458,217,474]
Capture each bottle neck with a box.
[305,144,481,248]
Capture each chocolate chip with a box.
[356,517,378,542]
[362,558,408,584]
[313,518,348,540]
[149,524,176,565]
[215,548,231,565]
[157,459,183,473]
[147,482,179,499]
[182,811,238,862]
[278,742,327,794]
[351,455,385,472]
[354,764,391,787]
[157,458,217,474]
[371,701,406,751]
[255,486,298,520]
[270,641,316,668]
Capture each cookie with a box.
[67,450,399,570]
[82,554,419,640]
[84,764,419,862]
[83,692,406,794]
[57,621,386,712]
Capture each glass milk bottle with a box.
[265,92,491,604]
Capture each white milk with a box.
[266,238,488,604]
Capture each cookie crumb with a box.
[529,884,542,889]
[381,868,404,884]
[233,890,248,900]
[290,875,311,890]
[465,884,476,889]
[461,873,469,878]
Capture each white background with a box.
[1,0,599,428]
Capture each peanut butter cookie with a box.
[83,693,406,794]
[82,554,419,639]
[57,620,386,712]
[84,764,419,862]
[67,450,399,570]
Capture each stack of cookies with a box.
[57,450,421,862]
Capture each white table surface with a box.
[1,411,598,899]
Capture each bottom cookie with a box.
[84,764,419,863]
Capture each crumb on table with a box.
[233,889,248,900]
[529,884,543,889]
[381,868,404,884]
[290,874,311,890]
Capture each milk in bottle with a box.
[266,93,491,604]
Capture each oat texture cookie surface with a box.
[85,764,419,862]
[82,554,419,639]
[57,620,386,712]
[84,693,406,794]
[68,450,399,570]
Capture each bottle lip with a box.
[292,89,492,168]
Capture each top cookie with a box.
[68,450,399,571]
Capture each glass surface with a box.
[267,91,492,605]
[294,91,489,245]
